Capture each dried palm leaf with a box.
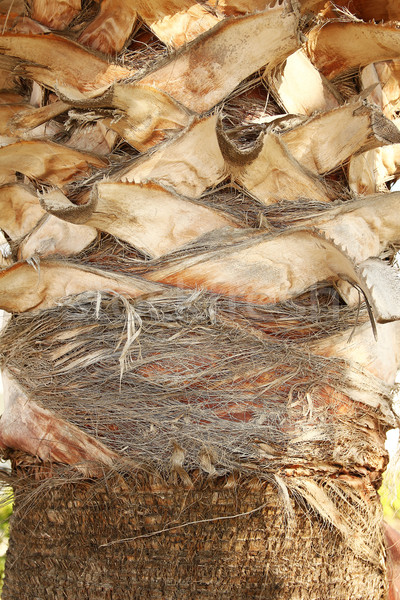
[64,120,118,155]
[299,191,400,263]
[314,0,400,22]
[0,13,50,34]
[0,139,107,187]
[312,319,400,387]
[148,3,220,48]
[40,182,237,258]
[212,0,275,15]
[29,0,82,29]
[280,100,400,175]
[0,33,132,102]
[140,1,301,113]
[119,114,226,197]
[306,21,400,80]
[0,260,163,312]
[8,100,70,134]
[119,113,332,203]
[266,49,342,116]
[0,182,46,240]
[0,370,117,475]
[224,131,332,204]
[18,216,97,260]
[361,60,400,120]
[78,0,137,54]
[145,229,375,309]
[104,83,190,151]
[349,140,400,195]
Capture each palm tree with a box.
[0,0,400,598]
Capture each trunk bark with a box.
[2,457,387,600]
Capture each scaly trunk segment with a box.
[2,461,387,600]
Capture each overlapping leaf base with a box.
[1,0,400,597]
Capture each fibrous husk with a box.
[0,290,395,563]
[0,291,393,475]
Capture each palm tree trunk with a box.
[2,459,387,600]
[0,0,400,598]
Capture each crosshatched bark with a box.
[2,462,387,600]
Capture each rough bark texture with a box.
[2,460,386,600]
[0,0,400,597]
